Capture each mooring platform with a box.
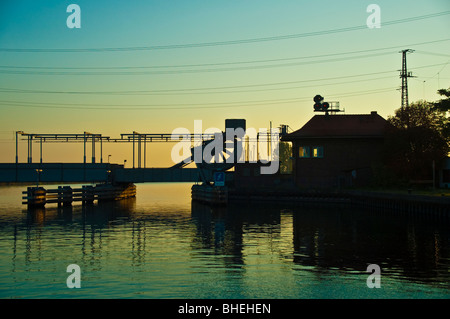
[22,183,136,207]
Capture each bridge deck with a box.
[0,163,213,184]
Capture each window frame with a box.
[299,146,310,158]
[312,146,324,158]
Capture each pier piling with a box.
[22,183,136,207]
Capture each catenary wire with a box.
[0,11,448,53]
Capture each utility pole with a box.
[400,49,415,110]
[399,49,415,128]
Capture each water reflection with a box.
[289,205,450,287]
[1,186,450,298]
[192,201,450,289]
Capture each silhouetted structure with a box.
[399,49,414,109]
[282,111,387,188]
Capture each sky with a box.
[0,0,449,166]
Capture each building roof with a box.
[282,112,387,140]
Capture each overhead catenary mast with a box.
[399,49,415,110]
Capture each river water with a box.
[0,183,449,299]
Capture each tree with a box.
[277,141,293,174]
[432,87,450,140]
[383,100,449,183]
[433,87,450,112]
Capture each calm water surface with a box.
[0,183,449,299]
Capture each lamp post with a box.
[15,131,24,164]
[36,169,43,187]
[124,159,127,168]
[108,154,112,163]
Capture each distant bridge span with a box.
[5,120,279,185]
[0,163,215,184]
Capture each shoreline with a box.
[193,185,450,216]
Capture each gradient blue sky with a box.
[0,0,449,165]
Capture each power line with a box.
[2,41,449,76]
[0,52,395,75]
[2,38,449,71]
[0,87,397,110]
[0,71,398,94]
[0,76,396,96]
[0,11,448,53]
[1,70,397,93]
[415,50,450,58]
[0,63,443,95]
[0,52,391,71]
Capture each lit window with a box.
[313,146,323,158]
[299,146,310,158]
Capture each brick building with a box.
[282,111,387,189]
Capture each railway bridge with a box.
[1,119,284,207]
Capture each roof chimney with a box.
[371,111,377,116]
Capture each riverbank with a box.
[192,184,450,216]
